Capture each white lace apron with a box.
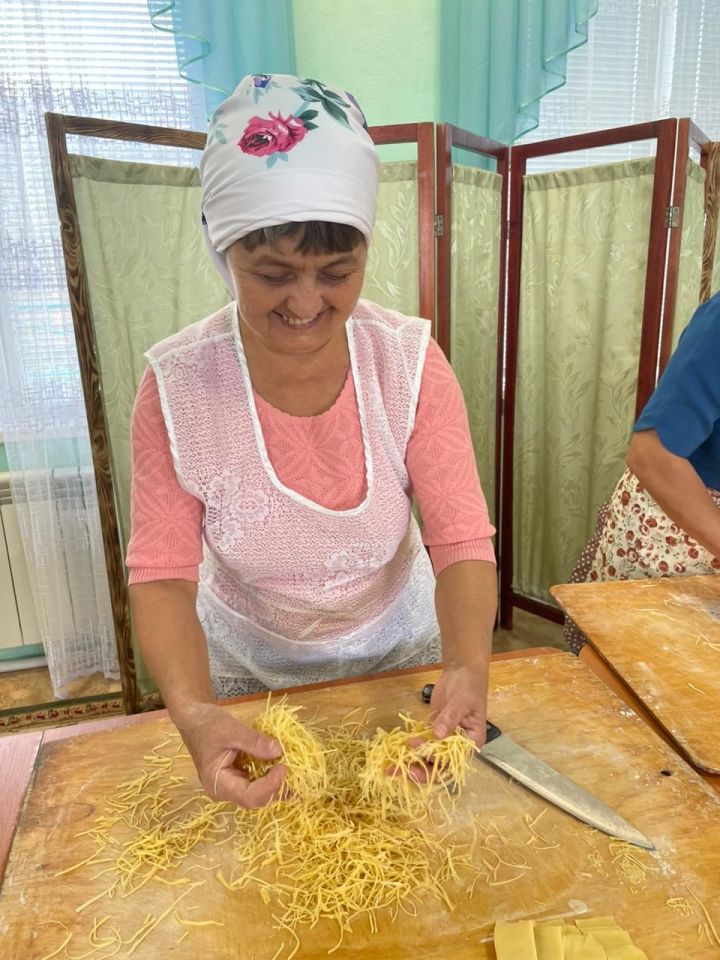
[147,300,440,694]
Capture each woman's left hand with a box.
[429,658,489,748]
[431,560,496,748]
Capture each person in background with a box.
[126,74,497,808]
[565,292,720,655]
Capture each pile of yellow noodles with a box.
[50,699,476,960]
[224,703,476,956]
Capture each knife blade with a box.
[419,684,654,850]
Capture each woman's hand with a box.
[429,659,488,748]
[174,702,287,808]
[432,560,495,748]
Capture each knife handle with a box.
[420,684,503,743]
[485,720,502,742]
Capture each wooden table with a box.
[3,648,720,959]
[552,575,720,777]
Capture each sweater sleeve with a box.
[125,366,204,584]
[406,338,496,575]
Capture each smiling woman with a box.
[125,73,497,812]
[225,234,367,414]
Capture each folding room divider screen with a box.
[45,112,718,712]
[499,119,717,625]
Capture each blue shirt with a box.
[634,291,720,490]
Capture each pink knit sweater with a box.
[126,338,495,582]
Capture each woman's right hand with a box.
[173,702,287,808]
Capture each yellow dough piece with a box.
[606,948,648,960]
[494,920,539,959]
[535,923,564,959]
[493,917,646,960]
[563,933,607,959]
[584,927,632,950]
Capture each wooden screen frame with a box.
[657,120,712,376]
[435,125,508,617]
[44,113,437,714]
[434,124,508,358]
[498,118,694,628]
[370,123,437,324]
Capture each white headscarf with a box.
[200,74,379,289]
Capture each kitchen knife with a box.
[420,683,655,851]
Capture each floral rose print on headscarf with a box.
[345,91,369,131]
[292,79,352,128]
[237,78,356,167]
[248,74,279,103]
[239,112,308,158]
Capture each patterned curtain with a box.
[71,156,228,695]
[71,157,229,551]
[672,161,706,350]
[513,159,657,603]
[361,163,419,316]
[450,165,502,522]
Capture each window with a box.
[0,0,205,432]
[518,0,720,170]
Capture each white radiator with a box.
[0,472,42,652]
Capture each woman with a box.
[127,75,496,808]
[565,292,720,655]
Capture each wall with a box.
[293,0,440,159]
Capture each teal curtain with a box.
[148,1,296,118]
[441,0,598,144]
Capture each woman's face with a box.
[226,237,367,357]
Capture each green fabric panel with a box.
[362,162,420,525]
[672,159,705,351]
[522,157,655,191]
[70,154,202,187]
[450,164,501,524]
[71,153,230,693]
[513,158,656,603]
[71,154,230,551]
[361,162,419,316]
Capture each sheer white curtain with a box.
[0,0,205,696]
[518,0,720,168]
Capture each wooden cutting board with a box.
[3,653,720,959]
[553,575,720,773]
